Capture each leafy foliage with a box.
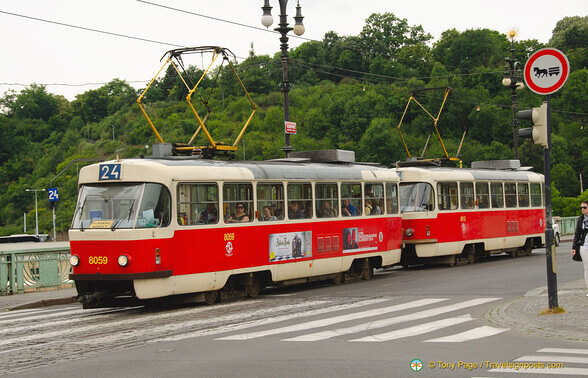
[0,13,586,237]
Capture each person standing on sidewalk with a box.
[571,201,588,296]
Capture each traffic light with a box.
[518,102,548,148]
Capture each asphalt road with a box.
[1,241,586,377]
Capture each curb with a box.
[8,296,78,311]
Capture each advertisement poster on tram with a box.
[342,227,381,253]
[269,231,312,262]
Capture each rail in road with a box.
[0,242,71,295]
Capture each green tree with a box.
[2,84,60,121]
[359,13,432,60]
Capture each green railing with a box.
[555,216,577,236]
[0,246,71,295]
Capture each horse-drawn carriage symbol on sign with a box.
[524,48,570,95]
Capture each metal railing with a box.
[555,216,577,236]
[0,246,71,295]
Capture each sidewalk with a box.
[0,287,77,311]
[485,279,588,343]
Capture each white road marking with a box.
[488,368,588,375]
[283,297,500,342]
[77,298,389,345]
[350,314,473,342]
[425,325,508,342]
[216,298,447,341]
[537,348,588,355]
[515,355,588,364]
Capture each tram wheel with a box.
[509,249,518,258]
[447,255,457,267]
[331,272,344,285]
[466,252,476,264]
[360,262,373,280]
[204,290,219,305]
[246,277,264,298]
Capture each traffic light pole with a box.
[543,95,558,309]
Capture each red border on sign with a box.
[524,48,569,95]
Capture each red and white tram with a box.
[69,150,402,308]
[396,160,545,266]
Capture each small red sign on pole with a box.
[285,121,297,134]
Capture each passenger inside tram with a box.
[226,202,250,223]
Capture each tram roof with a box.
[78,157,399,184]
[396,166,544,183]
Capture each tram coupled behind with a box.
[396,160,545,266]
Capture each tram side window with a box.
[341,183,362,216]
[365,183,384,215]
[177,183,218,225]
[518,183,530,207]
[287,183,313,219]
[385,182,399,214]
[257,183,284,221]
[530,183,542,207]
[490,182,504,208]
[475,182,490,209]
[224,183,253,223]
[460,182,475,209]
[505,183,517,208]
[437,182,458,211]
[316,183,338,218]
[399,182,434,212]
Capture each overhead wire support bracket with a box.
[137,46,257,158]
[396,87,463,165]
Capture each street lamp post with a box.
[261,0,305,158]
[26,188,45,236]
[502,30,525,159]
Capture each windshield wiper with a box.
[111,199,136,231]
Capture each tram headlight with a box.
[118,254,130,267]
[69,255,80,267]
[405,228,414,237]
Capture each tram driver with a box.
[199,203,218,224]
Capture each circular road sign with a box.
[524,48,570,95]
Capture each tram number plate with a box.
[99,164,122,181]
[89,256,108,265]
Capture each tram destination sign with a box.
[523,48,570,95]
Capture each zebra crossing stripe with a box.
[425,325,508,342]
[488,367,588,375]
[515,355,588,364]
[350,314,473,342]
[110,298,389,344]
[215,298,447,341]
[283,297,500,342]
[537,348,588,355]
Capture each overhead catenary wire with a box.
[1,6,585,120]
[0,10,184,48]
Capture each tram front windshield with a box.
[71,183,170,230]
[399,182,434,212]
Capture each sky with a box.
[0,0,586,101]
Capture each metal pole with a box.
[509,41,519,160]
[276,0,294,158]
[34,190,39,236]
[544,95,558,309]
[512,85,519,159]
[52,207,56,242]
